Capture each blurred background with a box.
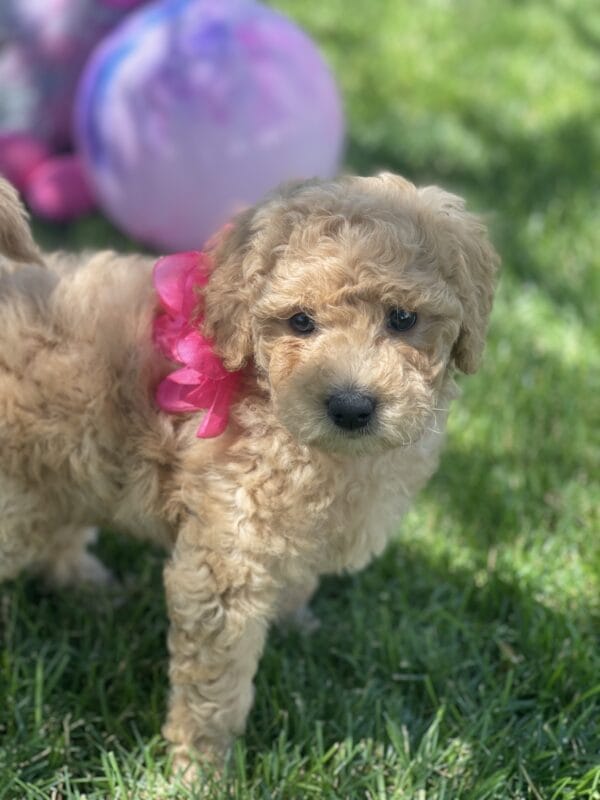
[1,1,599,798]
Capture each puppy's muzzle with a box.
[326,389,376,432]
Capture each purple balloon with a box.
[75,0,345,251]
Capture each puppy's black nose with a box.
[327,390,376,431]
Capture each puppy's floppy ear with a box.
[202,209,255,370]
[0,177,44,265]
[419,186,500,374]
[202,182,308,370]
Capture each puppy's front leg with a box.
[162,528,274,778]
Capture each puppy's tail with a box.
[0,177,45,265]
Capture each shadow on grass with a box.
[249,543,600,785]
[552,0,600,53]
[428,357,597,552]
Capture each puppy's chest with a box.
[315,460,412,573]
[231,445,417,574]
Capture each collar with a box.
[152,251,242,438]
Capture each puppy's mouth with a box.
[273,383,427,454]
[319,386,429,453]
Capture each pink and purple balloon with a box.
[75,0,345,251]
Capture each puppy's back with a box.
[0,181,161,514]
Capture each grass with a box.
[1,0,599,797]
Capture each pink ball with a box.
[27,155,96,221]
[75,0,344,251]
[0,133,51,193]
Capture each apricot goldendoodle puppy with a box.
[0,173,498,775]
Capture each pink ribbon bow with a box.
[153,251,242,438]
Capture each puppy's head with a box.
[203,174,499,453]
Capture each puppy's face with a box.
[203,174,499,454]
[252,228,461,453]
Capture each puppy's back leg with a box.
[0,480,50,582]
[0,481,112,588]
[0,525,39,582]
[35,525,115,590]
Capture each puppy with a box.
[0,173,498,775]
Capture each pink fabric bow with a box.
[153,251,242,438]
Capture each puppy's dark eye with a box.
[289,312,316,335]
[388,308,418,332]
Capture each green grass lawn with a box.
[1,1,599,797]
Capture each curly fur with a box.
[0,173,499,776]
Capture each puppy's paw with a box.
[45,549,117,590]
[69,549,115,588]
[41,526,118,591]
[169,747,223,795]
[280,604,321,635]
